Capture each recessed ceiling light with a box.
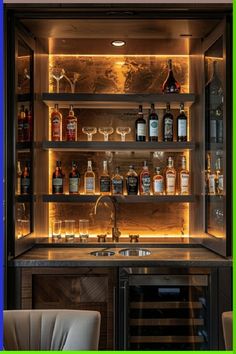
[111,40,126,47]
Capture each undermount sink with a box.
[119,248,151,256]
[90,250,115,257]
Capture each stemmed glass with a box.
[82,127,97,141]
[98,127,114,141]
[116,127,131,142]
[62,70,80,93]
[50,66,65,93]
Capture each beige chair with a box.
[4,309,101,351]
[222,311,233,350]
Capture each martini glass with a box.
[116,127,131,141]
[98,127,114,141]
[82,127,97,141]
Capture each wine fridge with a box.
[118,267,217,351]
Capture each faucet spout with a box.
[94,195,121,242]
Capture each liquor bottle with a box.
[207,155,216,195]
[139,161,151,195]
[23,106,30,142]
[216,103,223,144]
[52,160,64,194]
[18,105,25,142]
[111,167,123,195]
[165,157,176,195]
[66,105,77,141]
[51,104,62,141]
[135,105,146,142]
[21,161,30,194]
[100,160,111,195]
[179,156,189,195]
[84,160,95,195]
[205,153,211,194]
[69,161,80,194]
[215,157,223,195]
[126,165,139,195]
[25,105,33,142]
[148,103,158,142]
[209,109,217,143]
[153,167,164,195]
[162,59,181,94]
[17,161,22,195]
[177,103,187,142]
[163,103,173,142]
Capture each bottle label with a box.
[127,176,138,194]
[100,176,111,192]
[137,123,146,137]
[218,175,223,191]
[112,179,123,194]
[141,175,151,193]
[164,118,173,139]
[209,175,215,193]
[85,177,95,193]
[52,115,61,139]
[178,119,187,137]
[154,179,163,193]
[210,120,217,139]
[69,177,79,193]
[166,175,176,193]
[149,120,158,137]
[66,120,77,141]
[180,173,189,194]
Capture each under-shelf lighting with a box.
[111,40,126,47]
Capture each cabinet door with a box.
[21,268,115,350]
[202,17,232,257]
[6,18,35,258]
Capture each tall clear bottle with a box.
[100,160,111,195]
[139,161,151,195]
[84,160,95,195]
[112,167,123,195]
[163,103,173,142]
[162,59,181,94]
[165,157,176,195]
[177,103,187,142]
[148,103,158,142]
[66,105,77,141]
[179,156,190,195]
[153,167,164,195]
[51,104,62,141]
[135,105,146,142]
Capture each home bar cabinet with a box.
[5,2,232,351]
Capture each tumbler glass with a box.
[79,219,89,241]
[65,219,76,240]
[52,220,62,239]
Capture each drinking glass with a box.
[65,219,76,240]
[98,127,114,141]
[52,220,62,239]
[116,127,131,141]
[82,127,97,141]
[79,219,89,241]
[50,67,65,93]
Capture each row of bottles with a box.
[206,153,224,195]
[136,103,187,142]
[17,161,31,194]
[17,105,33,142]
[50,102,188,142]
[52,157,190,196]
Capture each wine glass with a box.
[116,127,131,142]
[82,127,97,141]
[50,66,65,93]
[98,127,114,141]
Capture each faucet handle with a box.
[112,227,121,242]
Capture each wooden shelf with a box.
[42,141,195,152]
[16,142,33,151]
[16,195,35,203]
[42,194,195,203]
[42,92,196,109]
[17,94,31,103]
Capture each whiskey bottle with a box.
[153,167,164,195]
[135,105,146,142]
[100,160,111,195]
[139,161,151,195]
[66,105,77,141]
[207,155,216,195]
[51,104,62,141]
[23,106,30,142]
[179,156,189,195]
[148,103,158,141]
[177,103,187,142]
[126,165,139,195]
[215,157,223,195]
[17,161,22,195]
[18,105,25,142]
[162,59,181,94]
[163,103,173,142]
[165,157,176,195]
[52,160,64,194]
[21,161,30,195]
[112,167,123,195]
[84,160,95,195]
[69,161,80,194]
[205,153,211,194]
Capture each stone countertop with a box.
[10,246,232,267]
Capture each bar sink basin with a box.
[90,250,115,256]
[119,248,151,256]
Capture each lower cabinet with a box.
[20,267,116,350]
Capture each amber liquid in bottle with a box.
[21,161,31,195]
[162,59,181,94]
[52,160,64,194]
[165,157,176,195]
[66,105,77,141]
[139,161,151,195]
[84,160,95,195]
[18,105,25,142]
[153,167,164,195]
[100,160,111,195]
[69,161,80,194]
[215,157,223,195]
[126,165,139,195]
[112,167,123,195]
[51,104,62,141]
[179,156,189,195]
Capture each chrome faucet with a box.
[94,195,121,242]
